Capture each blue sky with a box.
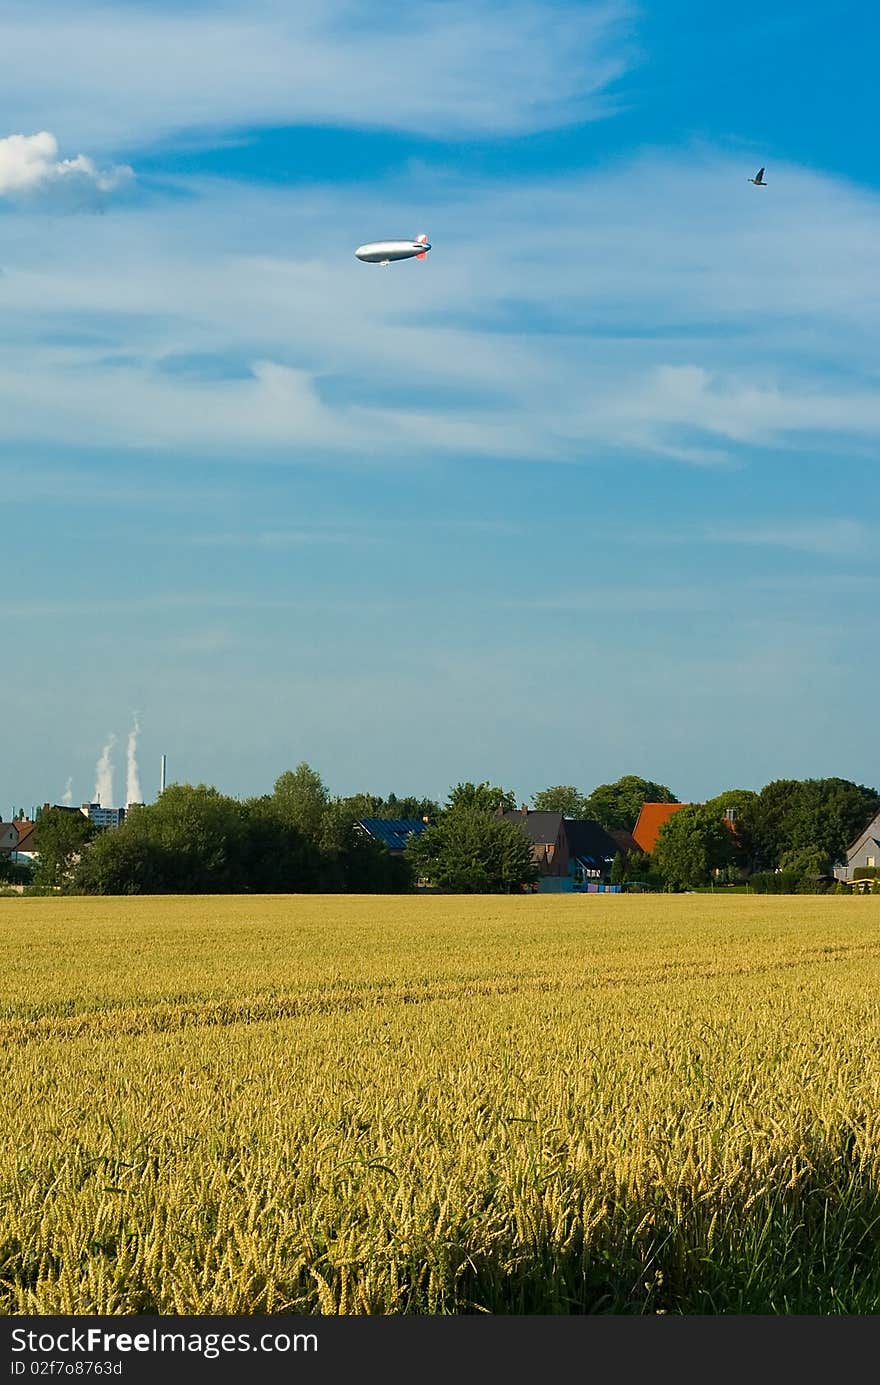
[1,0,877,814]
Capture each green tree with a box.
[609,846,654,887]
[406,808,539,893]
[141,784,253,891]
[702,789,758,818]
[531,785,590,817]
[337,792,438,821]
[93,786,252,893]
[32,808,94,889]
[583,776,678,833]
[73,830,175,894]
[778,846,832,881]
[750,778,879,869]
[382,793,439,820]
[652,805,736,890]
[239,796,319,892]
[699,790,760,873]
[446,782,517,815]
[271,763,329,844]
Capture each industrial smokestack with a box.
[159,754,167,796]
[126,714,142,806]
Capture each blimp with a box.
[355,233,431,266]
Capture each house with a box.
[7,820,38,863]
[834,809,880,883]
[502,808,569,878]
[632,802,690,854]
[355,818,430,855]
[502,810,623,888]
[564,819,620,884]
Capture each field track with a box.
[1,894,879,1313]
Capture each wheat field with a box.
[1,893,879,1314]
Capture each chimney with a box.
[520,803,528,816]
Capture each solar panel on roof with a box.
[357,818,429,851]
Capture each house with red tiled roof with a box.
[632,802,691,854]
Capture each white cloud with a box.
[0,1,635,149]
[0,131,133,203]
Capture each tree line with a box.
[533,775,880,892]
[9,769,879,896]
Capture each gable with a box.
[632,803,689,854]
[501,810,565,847]
[846,810,880,864]
[564,819,619,867]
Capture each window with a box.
[868,856,876,868]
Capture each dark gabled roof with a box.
[501,810,565,845]
[608,828,640,855]
[564,819,619,867]
[357,818,429,851]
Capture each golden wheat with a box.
[1,894,879,1314]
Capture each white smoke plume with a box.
[126,715,142,806]
[93,735,116,807]
[62,776,73,806]
[0,131,133,202]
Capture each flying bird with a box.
[355,233,431,266]
[748,167,767,186]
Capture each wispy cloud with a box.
[187,527,375,549]
[709,519,874,558]
[1,1,636,149]
[2,147,880,467]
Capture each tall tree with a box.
[271,763,329,844]
[584,776,678,833]
[406,808,539,893]
[531,785,590,817]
